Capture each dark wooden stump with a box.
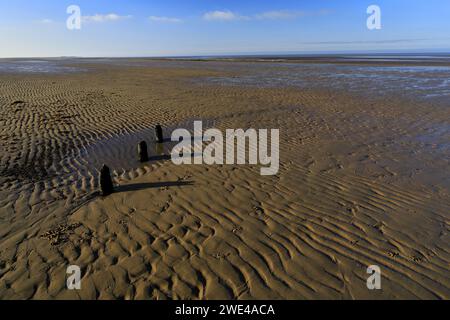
[99,164,114,196]
[137,141,149,162]
[155,125,163,143]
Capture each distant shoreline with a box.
[1,53,450,67]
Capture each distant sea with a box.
[0,59,82,73]
[1,54,449,100]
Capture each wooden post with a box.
[138,141,149,162]
[155,125,163,143]
[100,164,114,196]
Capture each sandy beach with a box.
[0,59,449,299]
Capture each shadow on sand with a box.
[149,154,171,161]
[115,180,193,193]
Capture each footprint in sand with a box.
[40,223,82,246]
[232,226,243,234]
[212,252,230,260]
[160,195,173,214]
[178,173,193,181]
[249,205,265,217]
[387,251,399,258]
[373,221,385,233]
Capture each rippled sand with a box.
[0,61,449,299]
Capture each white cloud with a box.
[258,9,331,20]
[149,16,182,23]
[203,9,330,22]
[203,10,248,21]
[37,19,54,24]
[255,10,307,20]
[82,13,132,23]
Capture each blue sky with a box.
[0,0,449,57]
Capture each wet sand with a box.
[0,60,449,299]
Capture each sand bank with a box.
[0,61,449,299]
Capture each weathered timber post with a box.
[138,141,149,162]
[99,164,114,196]
[155,125,163,143]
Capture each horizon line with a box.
[1,48,450,60]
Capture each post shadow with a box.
[115,180,193,193]
[149,142,171,161]
[149,154,171,161]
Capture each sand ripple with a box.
[0,63,449,299]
